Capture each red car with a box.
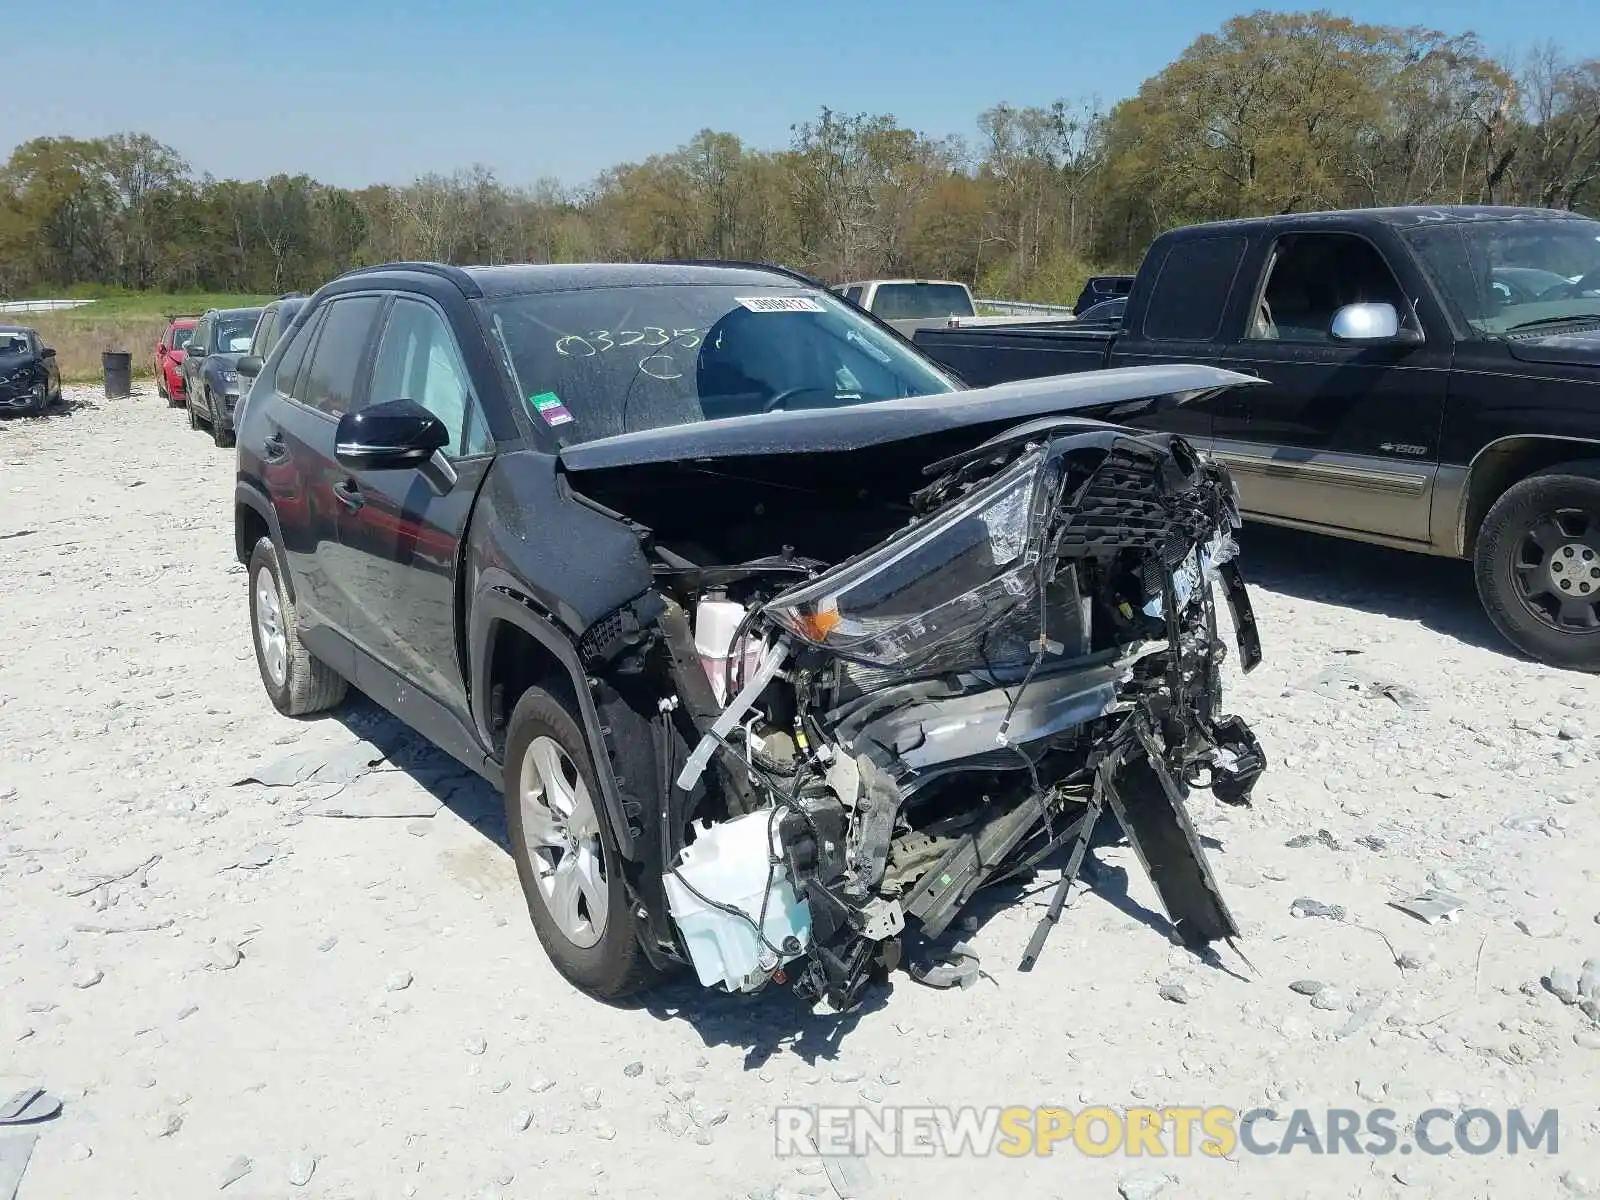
[155,317,198,406]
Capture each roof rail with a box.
[335,261,481,297]
[661,258,830,290]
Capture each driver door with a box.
[333,295,494,724]
[1214,232,1450,544]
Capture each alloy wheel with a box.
[1512,507,1600,632]
[517,735,609,948]
[253,568,289,688]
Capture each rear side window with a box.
[299,296,384,417]
[249,307,277,359]
[1141,235,1248,341]
[273,307,323,402]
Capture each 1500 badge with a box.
[1379,442,1429,456]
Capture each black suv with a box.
[234,294,305,427]
[184,305,264,446]
[233,260,1264,1005]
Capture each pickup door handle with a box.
[261,431,288,463]
[333,479,364,511]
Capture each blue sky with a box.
[1,0,1586,190]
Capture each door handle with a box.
[333,479,364,511]
[262,431,288,463]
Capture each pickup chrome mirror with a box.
[1330,301,1405,342]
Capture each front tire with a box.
[503,687,658,999]
[1475,463,1600,672]
[186,389,200,430]
[211,399,234,448]
[247,537,347,716]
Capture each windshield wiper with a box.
[1503,313,1600,333]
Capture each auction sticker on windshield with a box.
[736,296,826,313]
[528,391,574,426]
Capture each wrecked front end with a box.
[571,411,1266,1012]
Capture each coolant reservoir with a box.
[694,598,760,705]
[662,810,812,993]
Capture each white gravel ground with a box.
[3,387,1600,1199]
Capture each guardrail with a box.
[975,299,1077,316]
[0,299,96,313]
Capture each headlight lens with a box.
[221,369,239,385]
[764,448,1052,670]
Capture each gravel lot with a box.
[3,388,1600,1199]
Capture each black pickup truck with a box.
[913,205,1600,671]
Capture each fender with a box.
[469,584,638,861]
[1454,434,1600,557]
[233,480,294,603]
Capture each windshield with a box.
[212,317,258,354]
[1403,217,1600,334]
[868,283,975,320]
[171,326,195,350]
[480,284,959,445]
[0,333,29,356]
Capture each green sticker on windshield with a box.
[528,391,574,427]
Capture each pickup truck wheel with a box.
[503,687,659,1000]
[247,537,348,716]
[1475,465,1600,672]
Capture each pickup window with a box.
[1248,233,1409,343]
[1142,235,1247,341]
[868,283,975,320]
[1402,216,1600,335]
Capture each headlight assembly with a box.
[764,448,1055,670]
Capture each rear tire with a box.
[503,686,659,1000]
[247,537,347,716]
[1475,462,1600,672]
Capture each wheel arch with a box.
[234,482,294,603]
[470,585,639,862]
[1460,436,1600,558]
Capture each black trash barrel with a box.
[102,350,133,399]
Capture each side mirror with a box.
[236,355,263,379]
[335,398,449,471]
[1330,301,1418,343]
[40,346,55,358]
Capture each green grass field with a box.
[14,291,275,383]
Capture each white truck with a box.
[834,278,1075,337]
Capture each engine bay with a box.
[567,419,1267,1011]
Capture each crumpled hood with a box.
[558,364,1259,472]
[1507,327,1600,369]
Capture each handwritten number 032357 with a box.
[554,328,701,358]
